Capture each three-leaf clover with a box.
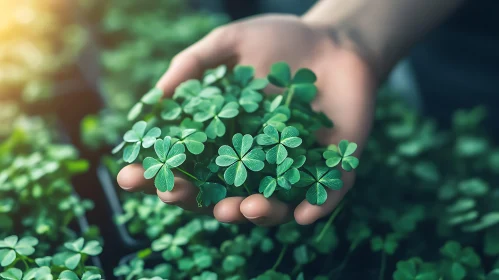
[295,165,343,205]
[267,62,318,103]
[193,95,239,139]
[256,125,302,164]
[114,121,161,163]
[259,156,304,198]
[393,258,439,280]
[0,235,38,267]
[54,238,103,270]
[171,129,208,155]
[323,140,359,171]
[232,65,267,112]
[143,137,187,192]
[216,133,265,187]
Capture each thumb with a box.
[156,26,240,96]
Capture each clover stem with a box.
[291,265,302,276]
[378,250,387,280]
[315,201,344,243]
[175,167,201,182]
[271,244,288,271]
[284,87,295,106]
[243,183,252,195]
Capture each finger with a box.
[240,194,292,227]
[213,197,247,224]
[117,164,156,194]
[294,172,355,225]
[156,25,240,96]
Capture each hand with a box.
[117,14,377,226]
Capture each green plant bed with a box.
[0,117,105,278]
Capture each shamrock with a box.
[295,165,343,205]
[393,258,439,280]
[222,255,246,273]
[259,156,304,198]
[193,95,239,139]
[256,125,302,165]
[232,65,267,112]
[143,136,187,192]
[194,166,227,207]
[53,238,103,270]
[439,241,481,279]
[371,234,400,255]
[323,140,359,171]
[267,62,318,103]
[113,121,161,163]
[171,129,208,155]
[216,133,265,187]
[0,235,38,267]
[59,271,102,280]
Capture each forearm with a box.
[302,0,466,80]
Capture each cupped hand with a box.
[117,14,377,226]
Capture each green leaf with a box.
[216,146,239,167]
[234,65,255,86]
[123,142,141,163]
[248,78,268,90]
[259,176,277,198]
[222,255,246,273]
[292,68,316,83]
[59,270,80,280]
[242,149,266,171]
[65,253,82,270]
[155,165,175,192]
[143,157,163,179]
[128,102,143,121]
[256,125,280,146]
[0,268,22,280]
[165,143,186,168]
[451,262,466,280]
[161,100,182,120]
[81,240,102,255]
[268,62,291,87]
[292,84,317,103]
[224,161,247,187]
[141,87,163,105]
[206,117,226,139]
[0,249,16,267]
[306,183,327,205]
[440,241,461,258]
[218,102,239,118]
[198,183,227,207]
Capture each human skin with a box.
[117,0,465,226]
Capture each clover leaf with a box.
[171,129,207,155]
[323,140,359,171]
[393,258,439,280]
[194,166,227,207]
[216,133,265,187]
[256,125,302,164]
[161,99,182,120]
[203,64,227,85]
[0,268,22,280]
[0,235,38,267]
[267,62,317,103]
[143,137,187,192]
[259,156,304,198]
[295,165,343,205]
[53,238,102,270]
[114,121,161,163]
[232,65,267,112]
[193,95,239,139]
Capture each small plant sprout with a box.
[114,62,359,206]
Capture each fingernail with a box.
[247,216,268,223]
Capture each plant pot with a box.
[97,162,149,251]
